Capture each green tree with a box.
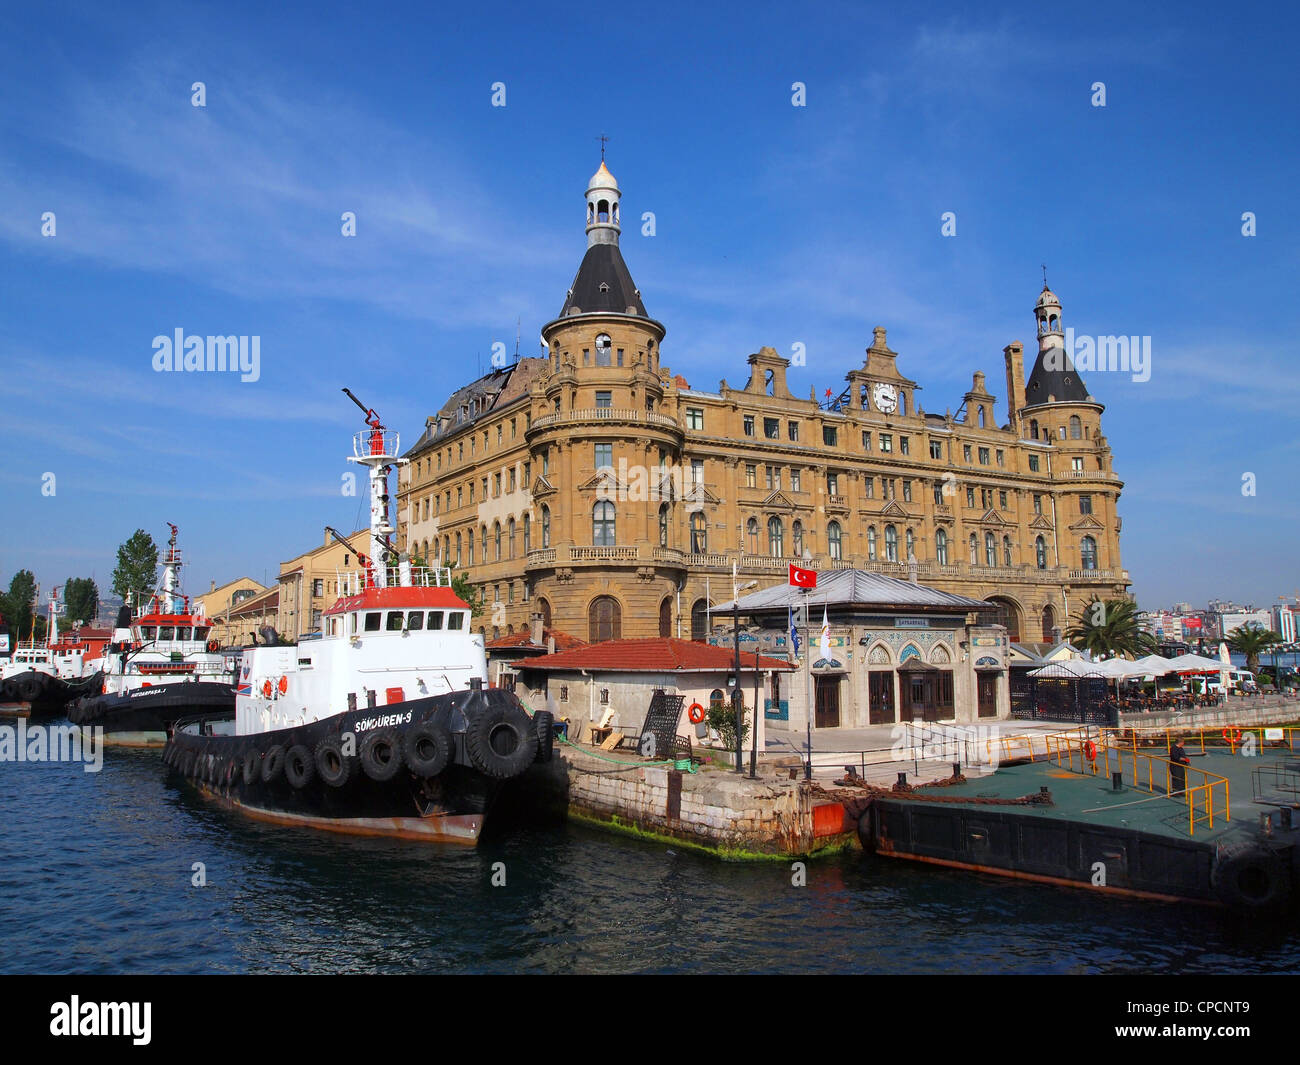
[1066,597,1157,659]
[1226,623,1283,675]
[2,570,39,642]
[450,572,485,618]
[112,529,159,608]
[63,577,99,625]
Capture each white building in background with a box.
[1273,606,1297,644]
[1219,609,1273,638]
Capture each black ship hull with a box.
[0,670,102,720]
[69,681,236,746]
[164,686,551,845]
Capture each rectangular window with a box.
[996,449,1004,467]
[966,487,975,508]
[494,473,502,496]
[903,480,913,503]
[978,447,990,465]
[406,611,424,631]
[827,473,839,496]
[595,391,612,408]
[1029,453,1040,472]
[524,461,531,483]
[1072,457,1084,472]
[885,478,895,500]
[745,464,756,488]
[929,439,943,460]
[542,451,549,477]
[791,469,801,492]
[312,579,324,597]
[788,421,799,441]
[691,459,704,485]
[933,482,943,506]
[482,477,488,499]
[497,424,503,444]
[765,466,775,490]
[595,443,613,469]
[427,611,444,630]
[823,425,838,447]
[1080,495,1093,515]
[1033,494,1043,514]
[999,490,1008,510]
[447,612,465,630]
[900,436,910,456]
[744,415,755,436]
[764,417,780,439]
[864,476,874,499]
[364,612,382,632]
[509,468,517,492]
[963,444,972,462]
[880,434,893,454]
[469,483,475,504]
[511,418,517,439]
[686,407,704,430]
[457,487,463,507]
[862,431,871,450]
[981,488,992,508]
[616,349,623,366]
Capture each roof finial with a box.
[1041,263,1048,289]
[597,133,609,161]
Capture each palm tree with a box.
[1226,623,1283,675]
[1066,597,1158,659]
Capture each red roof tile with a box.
[485,627,586,652]
[519,637,793,672]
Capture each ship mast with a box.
[159,523,184,614]
[342,389,408,589]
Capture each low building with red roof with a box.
[484,612,586,687]
[511,635,793,754]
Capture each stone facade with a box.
[397,161,1129,648]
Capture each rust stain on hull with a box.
[194,784,483,845]
[873,843,1217,906]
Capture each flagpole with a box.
[804,588,813,780]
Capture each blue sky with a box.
[1,0,1296,615]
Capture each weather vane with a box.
[597,133,609,160]
[1042,263,1048,287]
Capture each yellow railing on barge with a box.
[1043,731,1231,835]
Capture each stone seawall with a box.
[514,744,859,858]
[1121,695,1300,733]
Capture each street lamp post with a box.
[733,579,758,774]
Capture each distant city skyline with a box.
[2,1,1297,614]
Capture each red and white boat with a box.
[0,587,106,716]
[163,392,551,844]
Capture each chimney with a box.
[530,612,544,646]
[1004,342,1026,433]
[210,580,216,592]
[548,636,556,654]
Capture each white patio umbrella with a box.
[1219,640,1232,692]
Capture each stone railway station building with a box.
[397,160,1129,650]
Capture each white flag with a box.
[819,605,830,662]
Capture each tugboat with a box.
[68,525,236,746]
[0,587,105,718]
[163,391,550,844]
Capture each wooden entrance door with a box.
[978,673,998,718]
[814,674,841,728]
[868,671,895,725]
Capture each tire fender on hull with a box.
[403,723,453,778]
[359,728,404,782]
[466,705,538,779]
[1212,841,1291,910]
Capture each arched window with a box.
[986,597,1022,642]
[792,520,804,557]
[884,524,898,562]
[444,535,450,565]
[1069,415,1082,439]
[867,526,877,561]
[906,527,915,559]
[493,521,502,561]
[1035,535,1047,569]
[523,514,531,553]
[1041,604,1056,643]
[828,521,843,561]
[969,533,978,564]
[659,597,673,638]
[455,533,462,566]
[467,534,474,566]
[595,333,612,367]
[1080,535,1098,570]
[588,596,621,642]
[899,391,908,416]
[690,511,707,553]
[978,405,986,428]
[936,529,949,565]
[709,688,725,711]
[1003,536,1012,566]
[1030,418,1039,440]
[768,516,784,557]
[593,501,616,546]
[541,505,551,549]
[746,517,759,554]
[539,598,552,629]
[985,532,996,567]
[481,524,488,560]
[691,598,713,641]
[508,518,516,559]
[659,503,670,548]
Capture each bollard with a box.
[347,691,357,713]
[897,772,908,788]
[469,677,482,691]
[366,688,376,709]
[952,762,962,779]
[1112,771,1124,791]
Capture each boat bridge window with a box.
[364,612,382,632]
[195,626,209,641]
[175,627,191,641]
[140,627,157,640]
[407,611,424,631]
[447,612,465,631]
[428,611,444,630]
[386,612,405,631]
[159,627,174,640]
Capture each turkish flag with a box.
[789,563,817,589]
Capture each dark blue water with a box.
[2,742,1298,974]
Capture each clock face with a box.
[872,383,898,413]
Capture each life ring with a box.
[1222,727,1242,745]
[1083,740,1097,762]
[688,702,706,724]
[278,675,288,696]
[207,640,219,653]
[261,680,272,698]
